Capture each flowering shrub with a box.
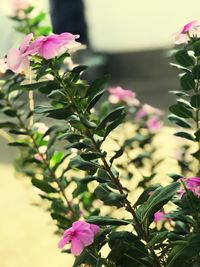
[1,6,200,266]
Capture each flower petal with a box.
[7,48,21,72]
[20,33,33,53]
[71,236,84,256]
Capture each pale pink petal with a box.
[75,229,94,246]
[7,48,21,72]
[154,211,165,222]
[182,20,198,33]
[174,32,189,45]
[90,224,100,235]
[58,236,71,249]
[39,42,59,59]
[20,33,33,52]
[18,55,30,72]
[71,236,84,256]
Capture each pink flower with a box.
[6,33,34,73]
[174,20,200,44]
[142,104,163,116]
[58,221,100,256]
[108,86,140,106]
[10,0,30,14]
[27,33,80,60]
[146,116,163,133]
[34,145,47,161]
[154,211,166,222]
[135,107,148,121]
[179,177,200,197]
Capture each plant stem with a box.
[56,73,161,267]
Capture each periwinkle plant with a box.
[1,15,200,267]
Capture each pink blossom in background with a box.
[142,104,163,116]
[27,33,80,60]
[154,211,166,222]
[33,122,48,134]
[147,116,163,133]
[6,33,34,73]
[33,122,49,141]
[135,107,147,121]
[108,86,140,106]
[34,145,47,161]
[10,0,30,14]
[58,220,100,256]
[179,177,200,197]
[174,20,200,44]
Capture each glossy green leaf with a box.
[192,64,200,79]
[96,106,125,131]
[169,104,193,118]
[69,156,99,171]
[193,39,200,56]
[168,115,191,128]
[174,131,194,141]
[31,178,58,193]
[190,94,200,108]
[166,234,200,267]
[137,182,180,225]
[180,73,195,91]
[174,50,194,67]
[86,216,130,225]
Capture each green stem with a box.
[55,72,161,267]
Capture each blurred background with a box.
[0,0,200,266]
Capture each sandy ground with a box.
[0,163,74,267]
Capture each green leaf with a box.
[147,231,168,249]
[169,90,189,97]
[35,26,52,36]
[34,106,73,120]
[166,234,200,267]
[168,115,191,128]
[86,216,130,225]
[192,64,200,79]
[96,106,125,131]
[79,115,96,128]
[8,141,29,147]
[31,178,57,193]
[2,107,17,117]
[193,39,200,56]
[180,73,195,91]
[58,133,83,142]
[190,94,200,108]
[69,65,87,82]
[85,90,105,111]
[169,104,193,118]
[0,122,17,129]
[86,74,111,98]
[73,250,106,267]
[137,183,180,225]
[168,173,183,181]
[174,131,194,141]
[134,185,160,207]
[174,50,194,67]
[105,111,126,137]
[69,156,99,171]
[20,81,58,92]
[29,11,46,26]
[94,183,126,207]
[108,231,152,267]
[191,149,200,160]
